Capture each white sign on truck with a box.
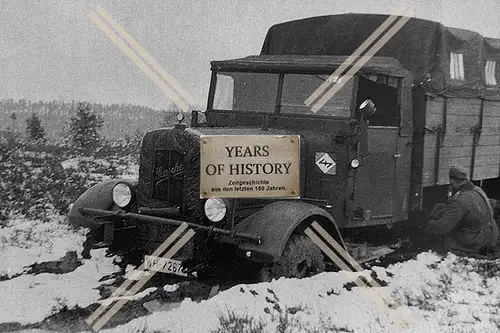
[200,135,300,198]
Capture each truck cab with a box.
[196,54,413,227]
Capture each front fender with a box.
[68,179,138,230]
[234,201,343,263]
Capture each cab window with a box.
[356,74,399,127]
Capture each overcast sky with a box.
[0,0,499,110]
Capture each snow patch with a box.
[164,284,179,293]
[0,215,87,277]
[60,157,111,170]
[0,249,120,325]
[60,158,79,170]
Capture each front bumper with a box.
[79,207,262,247]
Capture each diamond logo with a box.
[315,153,336,175]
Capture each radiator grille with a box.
[151,149,185,206]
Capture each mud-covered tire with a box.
[490,199,500,223]
[258,235,325,282]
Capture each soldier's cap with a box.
[449,166,468,180]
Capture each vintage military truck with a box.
[69,14,500,279]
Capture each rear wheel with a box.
[258,235,325,282]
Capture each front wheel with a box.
[258,235,325,282]
[490,199,500,222]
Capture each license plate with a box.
[144,255,188,277]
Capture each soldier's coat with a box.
[426,181,499,254]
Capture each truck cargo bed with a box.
[421,96,500,186]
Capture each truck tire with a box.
[490,199,500,246]
[490,199,500,222]
[258,235,325,282]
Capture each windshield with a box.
[214,72,278,113]
[281,74,353,117]
[213,72,354,117]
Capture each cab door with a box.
[351,75,405,224]
[353,127,399,220]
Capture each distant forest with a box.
[0,99,191,141]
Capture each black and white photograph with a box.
[1,0,500,332]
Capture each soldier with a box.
[425,166,499,255]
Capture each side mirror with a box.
[359,99,377,117]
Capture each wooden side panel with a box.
[422,96,443,186]
[473,101,500,180]
[422,97,483,186]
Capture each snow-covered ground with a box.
[0,214,120,325]
[2,150,500,333]
[0,248,120,325]
[0,215,87,278]
[3,212,500,333]
[90,252,500,333]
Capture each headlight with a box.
[112,183,132,208]
[204,198,227,222]
[350,159,360,169]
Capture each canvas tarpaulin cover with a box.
[261,14,500,100]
